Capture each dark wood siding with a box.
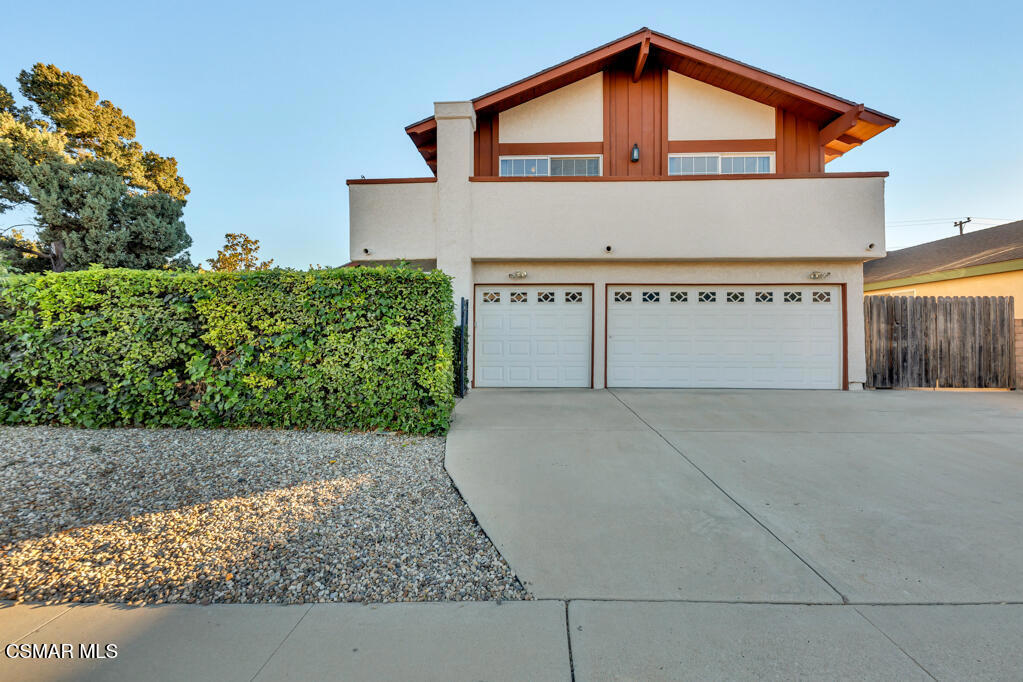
[473,62,827,177]
[474,113,498,176]
[775,108,823,174]
[604,60,665,176]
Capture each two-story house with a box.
[347,28,898,391]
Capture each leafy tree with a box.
[206,233,273,272]
[0,67,191,272]
[15,65,188,199]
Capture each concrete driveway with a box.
[446,388,1023,603]
[445,388,1023,677]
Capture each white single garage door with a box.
[607,284,842,389]
[475,285,591,387]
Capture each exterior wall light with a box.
[808,271,831,280]
[631,144,640,163]
[508,271,528,279]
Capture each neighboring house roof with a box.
[405,27,899,174]
[864,221,1023,288]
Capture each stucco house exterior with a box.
[347,28,898,390]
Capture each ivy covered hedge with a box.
[0,267,455,434]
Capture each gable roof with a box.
[864,221,1023,285]
[406,27,899,173]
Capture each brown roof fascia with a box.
[403,27,899,170]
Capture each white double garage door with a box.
[475,284,842,389]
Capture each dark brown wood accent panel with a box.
[497,142,604,156]
[469,171,888,181]
[775,109,823,174]
[346,177,437,185]
[474,113,498,177]
[667,139,776,153]
[605,60,665,176]
[633,34,651,82]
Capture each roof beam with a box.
[633,33,651,82]
[837,134,863,145]
[472,28,649,111]
[819,104,864,146]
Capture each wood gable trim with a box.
[405,27,898,174]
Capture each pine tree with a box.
[0,66,191,272]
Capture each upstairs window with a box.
[500,156,601,177]
[499,157,548,177]
[668,153,773,176]
[551,157,600,176]
[721,155,772,174]
[669,155,719,175]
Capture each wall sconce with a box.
[508,271,528,279]
[808,271,831,280]
[630,144,640,163]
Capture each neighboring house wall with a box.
[498,73,603,143]
[866,270,1023,318]
[1016,320,1023,389]
[667,71,775,140]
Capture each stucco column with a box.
[846,265,867,389]
[433,102,476,379]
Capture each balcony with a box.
[348,173,887,262]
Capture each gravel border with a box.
[0,426,528,605]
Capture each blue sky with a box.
[3,0,1021,267]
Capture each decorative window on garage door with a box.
[565,291,584,303]
[642,291,660,303]
[614,291,632,303]
[510,291,527,303]
[755,291,773,303]
[538,291,555,303]
[784,291,803,303]
[813,291,832,303]
[698,291,716,303]
[726,291,744,303]
[670,291,687,303]
[483,291,500,303]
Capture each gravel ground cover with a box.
[0,427,527,605]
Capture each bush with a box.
[0,266,455,434]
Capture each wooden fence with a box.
[864,296,1016,389]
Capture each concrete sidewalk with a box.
[3,601,1022,680]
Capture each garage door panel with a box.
[607,285,841,389]
[476,286,592,388]
[508,315,532,331]
[507,341,531,356]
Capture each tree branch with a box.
[0,236,47,258]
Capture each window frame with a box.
[498,154,603,178]
[667,152,775,176]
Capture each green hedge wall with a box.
[0,267,455,434]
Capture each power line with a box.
[886,217,1017,229]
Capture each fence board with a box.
[864,295,1015,389]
